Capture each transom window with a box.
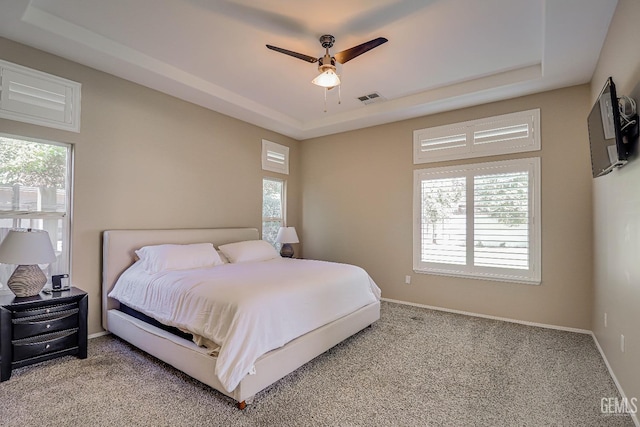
[413,157,540,284]
[413,109,540,164]
[0,134,72,292]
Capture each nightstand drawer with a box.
[12,309,79,340]
[12,329,78,362]
[12,302,78,319]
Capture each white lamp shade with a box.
[311,69,341,88]
[0,229,56,265]
[275,227,299,244]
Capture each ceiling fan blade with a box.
[266,45,318,63]
[334,37,388,64]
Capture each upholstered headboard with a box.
[101,228,259,331]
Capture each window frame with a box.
[0,133,73,293]
[413,109,540,164]
[261,140,289,175]
[0,59,82,133]
[413,157,541,285]
[261,177,286,247]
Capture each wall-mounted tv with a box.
[587,77,638,178]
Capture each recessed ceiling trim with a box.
[301,64,543,133]
[20,3,302,132]
[0,0,616,141]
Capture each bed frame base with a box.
[102,228,381,407]
[107,301,380,405]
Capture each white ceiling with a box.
[0,0,618,140]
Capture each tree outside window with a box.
[262,178,284,248]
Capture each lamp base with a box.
[7,264,47,297]
[280,243,294,258]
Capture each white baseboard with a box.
[88,330,110,339]
[381,297,592,334]
[592,333,640,427]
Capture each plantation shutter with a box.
[415,126,468,159]
[262,140,289,175]
[420,176,467,265]
[0,60,81,132]
[472,112,536,154]
[413,109,539,164]
[473,170,530,270]
[414,157,540,284]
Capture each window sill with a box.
[413,268,541,286]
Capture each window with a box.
[0,135,72,292]
[262,140,289,175]
[413,157,540,284]
[0,60,81,133]
[262,178,285,247]
[413,109,540,164]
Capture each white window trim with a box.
[413,109,540,164]
[262,177,286,223]
[413,157,541,285]
[0,60,81,133]
[262,140,289,175]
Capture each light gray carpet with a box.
[0,301,634,426]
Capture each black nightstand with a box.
[0,287,88,381]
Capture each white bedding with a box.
[108,258,381,392]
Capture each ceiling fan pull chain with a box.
[324,87,328,112]
[338,84,342,105]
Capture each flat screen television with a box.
[587,77,638,178]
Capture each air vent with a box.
[357,92,386,105]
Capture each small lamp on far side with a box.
[0,228,56,297]
[275,227,299,258]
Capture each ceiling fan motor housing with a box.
[318,35,337,72]
[319,34,335,49]
[318,54,337,70]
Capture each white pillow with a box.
[135,243,223,274]
[218,240,280,264]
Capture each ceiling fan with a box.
[266,35,388,90]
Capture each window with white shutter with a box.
[413,157,541,284]
[414,109,540,164]
[0,60,81,133]
[262,140,289,175]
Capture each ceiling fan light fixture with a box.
[312,68,340,88]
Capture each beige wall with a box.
[0,37,301,335]
[590,0,640,406]
[301,85,594,330]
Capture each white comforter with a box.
[108,258,381,392]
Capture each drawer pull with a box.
[46,324,51,329]
[46,344,50,349]
[46,309,51,313]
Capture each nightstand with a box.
[0,287,88,381]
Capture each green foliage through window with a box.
[262,178,284,248]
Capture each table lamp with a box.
[0,228,56,297]
[275,226,299,258]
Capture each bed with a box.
[102,228,381,409]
